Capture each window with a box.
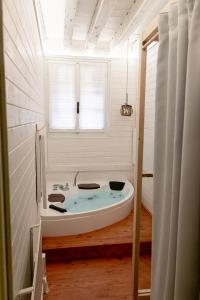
[48,60,107,131]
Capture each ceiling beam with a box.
[111,0,145,47]
[64,0,78,42]
[87,0,116,46]
[111,0,169,47]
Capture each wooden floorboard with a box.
[43,207,152,250]
[44,255,151,300]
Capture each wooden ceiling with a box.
[38,0,169,55]
[64,0,145,49]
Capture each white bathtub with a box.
[41,180,134,237]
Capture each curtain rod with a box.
[142,31,159,50]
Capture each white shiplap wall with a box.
[142,42,158,213]
[47,58,138,182]
[3,0,44,296]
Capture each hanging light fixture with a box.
[120,40,133,116]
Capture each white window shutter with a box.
[48,62,76,129]
[79,63,106,130]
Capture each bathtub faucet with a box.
[73,171,79,187]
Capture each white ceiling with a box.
[38,0,169,57]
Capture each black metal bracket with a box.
[77,101,79,114]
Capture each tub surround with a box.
[41,180,134,236]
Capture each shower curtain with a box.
[151,0,200,299]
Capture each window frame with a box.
[46,56,110,134]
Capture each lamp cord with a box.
[126,40,129,104]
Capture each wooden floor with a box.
[43,207,152,299]
[43,207,152,261]
[44,255,151,300]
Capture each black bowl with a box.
[109,181,125,191]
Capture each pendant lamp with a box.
[120,40,133,116]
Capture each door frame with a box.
[132,28,159,300]
[0,0,13,299]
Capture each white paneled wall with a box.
[47,58,138,182]
[142,42,158,213]
[3,0,44,296]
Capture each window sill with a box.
[48,128,110,138]
[48,128,107,134]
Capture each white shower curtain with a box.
[152,0,200,299]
